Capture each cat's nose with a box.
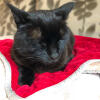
[51,53,58,59]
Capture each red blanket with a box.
[0,35,100,98]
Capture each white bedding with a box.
[0,52,100,100]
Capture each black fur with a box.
[7,2,75,86]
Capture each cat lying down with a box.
[7,2,75,86]
[0,52,100,100]
[0,2,99,100]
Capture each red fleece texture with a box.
[0,35,100,98]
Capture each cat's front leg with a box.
[18,66,34,86]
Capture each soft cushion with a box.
[0,35,100,98]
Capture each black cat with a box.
[7,2,75,86]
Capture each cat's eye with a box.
[31,28,41,39]
[60,28,65,36]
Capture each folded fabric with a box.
[0,35,100,98]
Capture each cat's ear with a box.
[7,3,29,27]
[54,2,75,20]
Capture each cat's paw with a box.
[18,76,33,86]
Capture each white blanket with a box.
[0,52,100,100]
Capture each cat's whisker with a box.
[13,48,21,50]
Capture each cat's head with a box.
[7,2,75,67]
